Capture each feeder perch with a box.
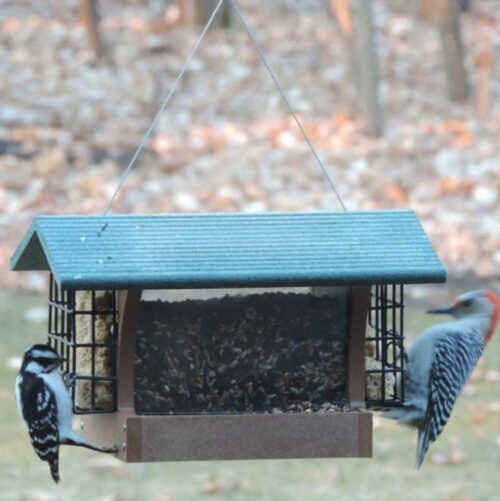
[10,210,446,461]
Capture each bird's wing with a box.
[22,375,60,469]
[416,332,484,468]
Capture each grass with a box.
[0,290,498,501]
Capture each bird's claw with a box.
[64,373,78,388]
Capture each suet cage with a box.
[11,210,445,461]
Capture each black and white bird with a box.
[15,344,117,483]
[381,290,499,468]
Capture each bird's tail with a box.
[415,427,429,470]
[61,430,118,453]
[49,458,60,483]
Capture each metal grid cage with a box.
[47,275,118,414]
[365,284,405,407]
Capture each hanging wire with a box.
[102,0,347,218]
[229,0,346,211]
[102,0,226,216]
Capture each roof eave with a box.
[58,268,447,290]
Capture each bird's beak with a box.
[56,356,67,367]
[427,303,459,315]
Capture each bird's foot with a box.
[101,445,119,453]
[63,372,78,388]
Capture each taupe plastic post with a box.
[116,289,143,409]
[347,286,371,409]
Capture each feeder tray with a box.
[10,210,446,462]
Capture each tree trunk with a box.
[420,0,469,102]
[79,0,104,58]
[456,0,472,12]
[474,37,494,117]
[179,0,232,28]
[420,0,472,17]
[437,0,469,101]
[354,0,383,136]
[331,0,383,137]
[331,0,361,96]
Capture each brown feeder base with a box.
[78,410,372,462]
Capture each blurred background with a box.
[0,0,499,499]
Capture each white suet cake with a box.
[75,291,114,409]
[365,356,396,401]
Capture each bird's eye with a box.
[463,299,473,307]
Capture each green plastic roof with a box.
[10,211,446,290]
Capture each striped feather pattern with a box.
[416,332,484,468]
[18,374,60,482]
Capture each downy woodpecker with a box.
[382,289,499,468]
[15,344,117,483]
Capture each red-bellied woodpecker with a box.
[382,289,500,468]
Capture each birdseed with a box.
[134,292,348,414]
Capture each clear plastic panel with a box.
[134,287,349,415]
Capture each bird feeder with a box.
[10,210,446,462]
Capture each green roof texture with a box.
[10,211,446,290]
